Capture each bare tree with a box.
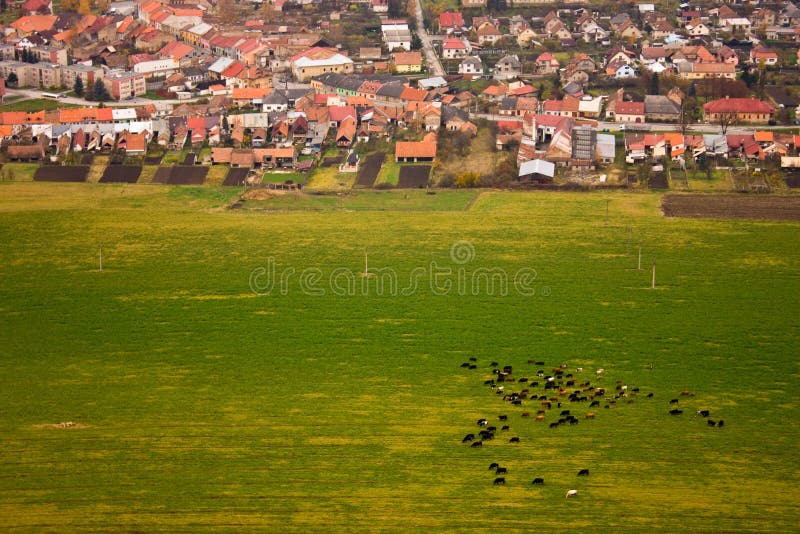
[715,111,738,135]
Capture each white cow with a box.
[565,489,578,498]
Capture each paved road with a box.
[411,0,445,77]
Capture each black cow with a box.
[535,361,544,366]
[489,462,499,470]
[577,469,590,476]
[490,361,498,367]
[501,425,510,431]
[670,399,679,405]
[669,409,683,415]
[697,410,710,417]
[460,362,470,368]
[496,467,507,474]
[471,441,483,447]
[462,433,475,443]
[469,357,477,362]
[532,478,544,485]
[493,477,506,485]
[499,415,508,421]
[549,422,559,428]
[477,418,488,426]
[717,420,724,428]
[468,364,477,370]
[509,436,520,443]
[560,410,571,416]
[708,420,716,427]
[647,393,654,398]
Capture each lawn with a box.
[0,98,81,112]
[0,162,40,182]
[0,184,798,531]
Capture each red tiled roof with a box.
[704,98,774,114]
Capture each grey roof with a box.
[376,81,406,98]
[644,95,680,115]
[496,55,521,69]
[519,159,555,178]
[596,133,616,160]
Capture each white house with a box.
[458,56,483,75]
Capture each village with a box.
[0,0,799,189]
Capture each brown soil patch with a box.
[662,194,800,221]
[242,188,290,200]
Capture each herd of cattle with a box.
[458,357,723,491]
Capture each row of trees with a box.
[73,77,110,102]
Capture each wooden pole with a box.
[364,247,368,277]
[651,260,656,289]
[98,243,103,272]
[638,246,642,271]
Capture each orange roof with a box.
[0,125,13,136]
[400,86,427,102]
[140,1,161,14]
[117,16,134,33]
[754,131,774,143]
[395,139,437,159]
[96,108,114,121]
[231,87,271,99]
[10,14,57,32]
[1,111,26,125]
[482,84,508,96]
[664,132,684,146]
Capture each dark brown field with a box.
[33,166,90,182]
[99,165,141,183]
[355,152,384,187]
[397,165,431,188]
[662,194,800,221]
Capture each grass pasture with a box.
[0,184,798,531]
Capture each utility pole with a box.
[98,243,103,272]
[638,246,642,271]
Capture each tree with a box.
[92,79,110,102]
[649,72,660,96]
[73,76,84,97]
[60,0,79,12]
[96,0,110,13]
[715,111,738,135]
[217,0,237,24]
[7,72,17,87]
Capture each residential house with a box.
[459,56,483,76]
[493,55,521,80]
[392,51,423,73]
[395,132,437,162]
[476,22,503,45]
[644,95,680,121]
[615,101,646,123]
[291,47,354,82]
[750,46,779,66]
[442,38,470,59]
[534,53,560,75]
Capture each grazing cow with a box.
[590,400,600,408]
[566,489,578,498]
[647,393,654,398]
[681,391,694,396]
[490,361,498,367]
[535,361,544,366]
[560,410,571,416]
[549,422,559,428]
[521,412,530,418]
[471,441,483,447]
[484,379,495,385]
[501,425,510,431]
[596,368,604,375]
[669,409,683,415]
[585,413,595,419]
[669,399,679,405]
[708,420,716,427]
[496,467,507,474]
[489,463,499,470]
[493,477,506,485]
[532,478,544,485]
[462,433,475,442]
[469,357,477,362]
[468,365,477,370]
[717,420,724,428]
[499,415,507,421]
[577,469,590,476]
[460,362,470,368]
[697,410,710,417]
[509,436,520,443]
[536,415,545,422]
[487,426,497,432]
[478,418,488,426]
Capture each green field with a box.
[0,183,798,531]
